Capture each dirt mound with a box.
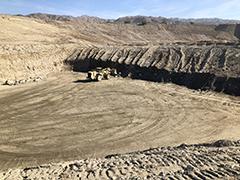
[1,139,239,180]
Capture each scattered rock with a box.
[69,163,80,171]
[18,80,26,84]
[178,143,188,149]
[211,140,235,147]
[4,80,16,86]
[2,76,43,86]
[184,165,195,174]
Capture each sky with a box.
[0,0,239,20]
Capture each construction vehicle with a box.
[87,67,118,81]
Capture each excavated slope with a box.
[0,44,78,84]
[65,45,240,95]
[0,15,87,84]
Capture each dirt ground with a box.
[0,72,239,171]
[1,140,240,179]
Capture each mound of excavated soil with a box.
[1,140,239,180]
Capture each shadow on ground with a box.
[66,58,240,96]
[73,79,93,83]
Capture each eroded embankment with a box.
[0,44,77,84]
[65,45,240,96]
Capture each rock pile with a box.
[3,76,43,86]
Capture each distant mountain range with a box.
[19,13,240,25]
[20,13,107,23]
[116,16,240,25]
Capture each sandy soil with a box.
[0,140,240,179]
[0,15,71,44]
[0,72,239,171]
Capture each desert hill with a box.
[3,13,240,45]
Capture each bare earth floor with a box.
[0,72,239,171]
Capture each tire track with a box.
[0,72,239,171]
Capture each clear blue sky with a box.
[0,0,239,19]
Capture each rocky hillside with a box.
[20,13,240,45]
[1,14,240,46]
[25,13,240,25]
[116,15,240,25]
[25,13,107,23]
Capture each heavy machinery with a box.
[87,67,118,81]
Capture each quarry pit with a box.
[0,14,240,179]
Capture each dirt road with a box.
[0,72,239,170]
